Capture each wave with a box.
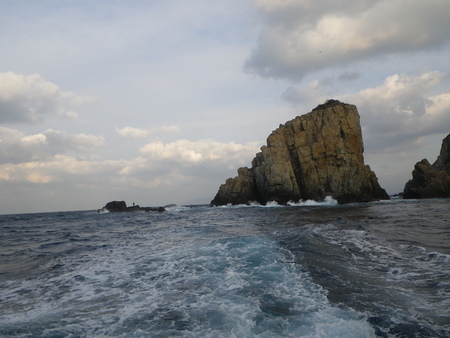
[164,204,191,212]
[288,196,338,206]
[217,196,338,209]
[284,220,450,336]
[0,232,377,337]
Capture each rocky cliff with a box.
[211,100,389,206]
[403,134,450,199]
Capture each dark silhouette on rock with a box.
[403,134,450,199]
[98,201,165,213]
[211,100,389,206]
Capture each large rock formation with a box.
[211,100,389,206]
[403,134,450,199]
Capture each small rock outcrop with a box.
[403,134,450,199]
[211,100,389,206]
[98,201,165,213]
[103,200,127,212]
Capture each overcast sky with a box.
[1,0,450,214]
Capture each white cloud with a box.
[159,125,180,134]
[0,127,105,164]
[246,0,450,80]
[114,139,262,189]
[116,127,150,139]
[0,155,119,184]
[0,155,125,184]
[139,139,261,165]
[115,125,179,139]
[0,72,95,124]
[0,136,261,196]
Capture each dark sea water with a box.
[1,198,449,337]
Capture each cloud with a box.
[281,71,450,153]
[0,136,261,197]
[116,139,262,187]
[115,125,179,139]
[0,155,124,184]
[0,127,105,164]
[115,169,190,189]
[159,125,180,134]
[343,71,450,149]
[116,127,150,139]
[139,139,261,165]
[0,72,95,124]
[246,0,450,80]
[338,71,361,82]
[44,129,106,154]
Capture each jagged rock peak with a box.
[433,133,450,172]
[210,100,389,206]
[403,133,450,199]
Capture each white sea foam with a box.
[0,225,376,337]
[218,196,338,209]
[164,204,191,212]
[288,195,338,206]
[297,218,450,330]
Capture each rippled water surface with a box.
[0,199,449,337]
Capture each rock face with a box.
[211,100,389,206]
[403,134,450,199]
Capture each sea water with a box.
[0,199,449,337]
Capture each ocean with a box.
[0,198,449,337]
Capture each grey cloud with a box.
[281,82,326,107]
[0,128,48,164]
[343,72,450,152]
[338,72,361,82]
[0,72,93,124]
[253,0,379,28]
[246,0,450,81]
[44,129,105,154]
[278,71,450,153]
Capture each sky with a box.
[1,0,450,214]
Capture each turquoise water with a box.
[1,199,449,337]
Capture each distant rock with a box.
[403,134,450,199]
[210,100,389,206]
[103,200,127,212]
[98,201,165,213]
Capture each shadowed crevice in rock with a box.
[211,100,389,206]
